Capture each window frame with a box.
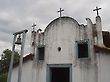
[37,45,45,60]
[76,40,90,59]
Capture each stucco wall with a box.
[11,16,107,82]
[44,17,79,64]
[11,60,35,82]
[36,17,97,82]
[97,53,110,82]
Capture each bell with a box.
[15,35,22,45]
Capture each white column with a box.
[96,16,103,46]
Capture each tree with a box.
[0,73,7,82]
[0,49,20,82]
[1,49,20,68]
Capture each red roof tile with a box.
[94,45,110,54]
[13,54,34,68]
[102,31,110,48]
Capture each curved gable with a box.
[44,16,79,33]
[43,16,80,64]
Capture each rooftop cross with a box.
[57,8,64,17]
[32,23,36,31]
[93,6,101,16]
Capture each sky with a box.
[0,0,110,55]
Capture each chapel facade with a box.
[31,15,110,82]
[11,14,110,82]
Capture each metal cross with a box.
[57,8,64,17]
[32,23,36,31]
[93,6,101,16]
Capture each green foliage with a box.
[0,49,20,82]
[1,49,20,68]
[0,73,7,82]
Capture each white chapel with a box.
[11,11,110,82]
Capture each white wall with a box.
[11,60,35,82]
[44,17,79,64]
[97,53,110,82]
[11,16,110,82]
[36,17,97,82]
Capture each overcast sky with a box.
[0,0,110,55]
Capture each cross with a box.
[57,8,64,17]
[93,6,101,16]
[32,23,36,31]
